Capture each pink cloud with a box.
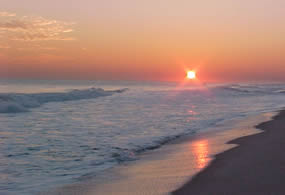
[0,13,75,41]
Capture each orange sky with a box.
[0,0,285,82]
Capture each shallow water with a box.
[0,80,284,194]
[72,113,271,195]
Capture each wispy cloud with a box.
[0,20,28,30]
[0,12,75,41]
[0,11,16,17]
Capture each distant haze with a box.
[1,0,285,82]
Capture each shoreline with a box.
[39,111,273,195]
[173,109,285,195]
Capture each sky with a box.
[0,0,284,82]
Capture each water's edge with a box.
[39,110,275,195]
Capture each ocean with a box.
[0,79,284,194]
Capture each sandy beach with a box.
[2,1,285,194]
[173,110,285,195]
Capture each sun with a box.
[187,71,196,79]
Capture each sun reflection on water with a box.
[192,140,210,169]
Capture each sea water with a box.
[0,79,284,194]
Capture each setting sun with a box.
[187,71,196,79]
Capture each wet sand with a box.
[173,110,285,195]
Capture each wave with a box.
[275,89,285,94]
[215,84,285,95]
[220,86,252,93]
[0,87,128,113]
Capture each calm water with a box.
[0,80,284,194]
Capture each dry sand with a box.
[173,110,285,195]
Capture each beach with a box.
[1,80,285,195]
[1,0,285,193]
[173,109,285,195]
[39,111,274,195]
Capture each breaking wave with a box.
[0,88,128,113]
[275,90,285,94]
[215,84,285,95]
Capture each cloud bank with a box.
[0,11,75,41]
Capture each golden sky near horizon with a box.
[0,0,285,82]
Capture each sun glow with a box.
[187,71,196,79]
